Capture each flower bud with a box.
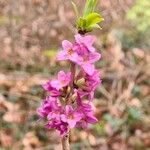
[60,88,64,92]
[66,86,71,94]
[61,97,66,101]
[76,78,85,87]
[71,93,77,103]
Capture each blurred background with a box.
[0,0,150,149]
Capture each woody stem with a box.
[61,132,70,150]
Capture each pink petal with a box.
[87,114,98,123]
[65,105,73,114]
[80,121,88,128]
[61,114,67,122]
[50,80,61,90]
[88,52,101,63]
[42,81,52,91]
[74,112,83,121]
[84,35,95,46]
[68,119,76,128]
[87,46,96,52]
[62,40,73,50]
[89,92,94,100]
[58,71,66,81]
[65,72,71,80]
[74,34,82,44]
[82,63,95,75]
[69,53,80,63]
[57,50,68,61]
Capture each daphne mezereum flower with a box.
[74,34,96,52]
[42,82,61,97]
[45,118,68,137]
[43,71,71,93]
[61,105,82,128]
[50,71,71,90]
[57,34,101,75]
[75,70,101,100]
[73,34,101,75]
[57,40,79,62]
[37,33,101,137]
[37,96,58,118]
[76,95,97,128]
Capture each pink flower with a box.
[74,34,96,52]
[47,106,63,120]
[84,70,100,91]
[37,96,58,118]
[74,50,101,75]
[79,112,98,128]
[73,34,101,75]
[76,70,101,100]
[74,93,97,128]
[37,33,101,137]
[42,82,61,97]
[46,118,68,137]
[57,34,101,75]
[61,105,82,128]
[50,71,71,90]
[77,102,97,128]
[57,40,78,62]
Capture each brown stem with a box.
[61,132,70,150]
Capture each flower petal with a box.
[88,52,101,63]
[50,80,61,90]
[62,40,73,50]
[61,114,67,122]
[68,119,76,128]
[82,63,95,75]
[57,50,68,61]
[65,105,73,114]
[87,114,98,123]
[58,71,66,81]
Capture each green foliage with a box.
[127,107,143,124]
[72,0,104,33]
[126,0,150,32]
[83,0,97,17]
[76,13,104,32]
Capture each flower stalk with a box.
[61,132,70,150]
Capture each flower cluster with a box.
[37,34,101,136]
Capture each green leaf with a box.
[76,17,87,30]
[83,0,97,17]
[73,0,104,32]
[92,0,98,12]
[85,12,104,27]
[71,1,79,18]
[90,23,102,29]
[86,24,102,32]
